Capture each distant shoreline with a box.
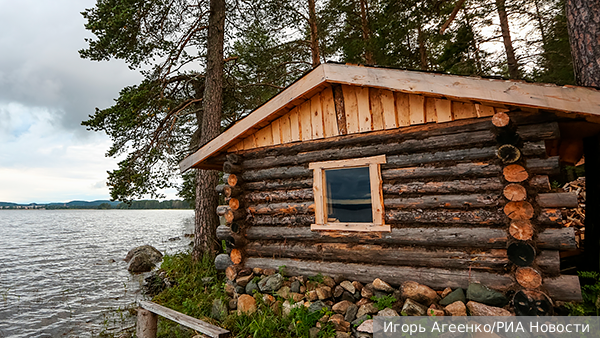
[0,199,193,210]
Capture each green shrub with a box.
[566,271,600,316]
[371,294,397,311]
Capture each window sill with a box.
[311,223,391,232]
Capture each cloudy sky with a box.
[0,0,178,203]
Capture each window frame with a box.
[309,155,389,232]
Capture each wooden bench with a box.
[137,301,231,338]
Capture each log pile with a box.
[560,177,586,247]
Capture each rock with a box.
[309,327,320,338]
[345,303,358,322]
[236,274,254,288]
[329,314,350,332]
[441,287,453,299]
[316,286,332,300]
[276,286,291,299]
[356,298,371,307]
[332,300,354,314]
[290,280,301,293]
[440,287,466,306]
[352,281,364,292]
[127,252,156,273]
[271,300,283,316]
[467,301,512,316]
[340,291,355,303]
[252,267,264,275]
[237,294,256,315]
[466,283,508,307]
[427,307,445,317]
[224,282,236,297]
[210,299,227,321]
[372,278,394,292]
[323,276,336,288]
[291,292,305,302]
[245,280,259,294]
[300,285,307,293]
[263,294,275,305]
[340,280,355,294]
[402,298,427,316]
[401,281,439,306]
[333,285,344,298]
[392,300,404,314]
[214,254,233,271]
[377,308,399,316]
[263,268,276,276]
[125,245,162,263]
[444,301,467,316]
[361,284,374,298]
[258,273,283,293]
[336,332,351,338]
[235,285,245,295]
[356,303,379,318]
[282,300,304,316]
[308,290,318,301]
[357,319,374,333]
[309,300,331,313]
[228,299,237,310]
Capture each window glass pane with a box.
[325,166,372,223]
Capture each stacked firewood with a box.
[561,177,586,247]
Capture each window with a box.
[309,155,389,232]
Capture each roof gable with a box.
[180,63,600,171]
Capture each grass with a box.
[152,251,335,337]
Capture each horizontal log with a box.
[224,209,246,224]
[529,175,551,191]
[496,144,521,163]
[383,178,504,195]
[517,122,560,141]
[537,227,577,250]
[383,147,497,168]
[522,141,546,157]
[216,225,246,247]
[226,153,241,164]
[244,189,314,203]
[224,185,243,198]
[543,275,582,302]
[386,209,505,225]
[224,173,240,187]
[537,208,563,225]
[228,198,240,211]
[492,112,510,127]
[223,162,242,173]
[247,242,511,271]
[536,251,560,276]
[244,178,313,191]
[245,226,573,250]
[216,205,230,216]
[248,202,315,215]
[242,166,311,182]
[503,164,529,182]
[503,184,527,202]
[537,193,579,208]
[385,194,502,209]
[382,163,502,181]
[250,214,315,226]
[526,156,560,175]
[244,257,514,292]
[216,184,226,194]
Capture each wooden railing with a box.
[137,301,231,338]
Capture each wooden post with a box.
[137,308,158,338]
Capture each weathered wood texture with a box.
[537,193,579,208]
[244,226,575,250]
[137,308,158,338]
[139,301,230,338]
[246,242,559,274]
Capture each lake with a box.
[0,209,195,337]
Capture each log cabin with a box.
[180,63,600,303]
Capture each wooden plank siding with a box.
[228,84,494,152]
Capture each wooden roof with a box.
[180,63,600,172]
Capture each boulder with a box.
[258,273,283,292]
[340,281,355,294]
[356,303,379,318]
[332,300,354,314]
[444,301,467,316]
[290,280,301,293]
[467,301,512,316]
[357,319,374,333]
[466,283,508,307]
[439,287,466,306]
[237,294,257,315]
[309,300,331,313]
[441,287,453,299]
[323,276,336,288]
[245,280,259,294]
[333,285,344,298]
[401,281,439,306]
[127,252,156,273]
[361,284,374,298]
[316,286,332,300]
[236,274,254,288]
[345,303,358,322]
[401,298,427,316]
[372,278,394,292]
[125,245,162,263]
[377,308,399,316]
[328,314,350,332]
[214,254,233,271]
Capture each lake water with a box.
[0,209,195,338]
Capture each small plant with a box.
[371,294,397,311]
[278,265,287,276]
[221,240,227,254]
[566,271,600,316]
[308,273,324,283]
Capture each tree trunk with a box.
[496,0,521,79]
[566,0,600,87]
[193,0,225,260]
[359,0,374,64]
[418,26,428,70]
[308,0,321,68]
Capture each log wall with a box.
[215,111,581,301]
